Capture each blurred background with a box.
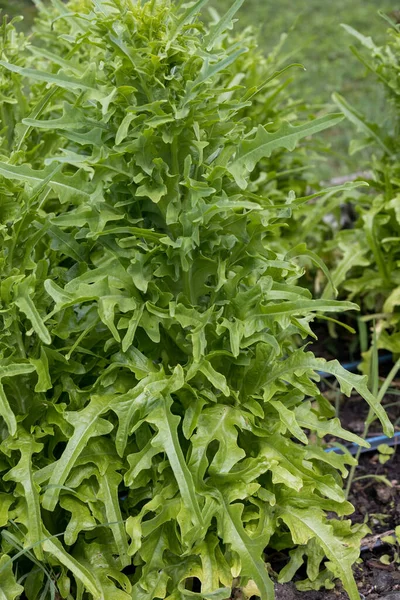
[216,0,394,177]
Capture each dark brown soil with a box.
[275,583,347,599]
[338,393,400,436]
[347,450,400,598]
[308,323,359,364]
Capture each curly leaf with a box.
[0,362,35,435]
[278,506,360,600]
[14,281,51,345]
[97,465,130,568]
[227,114,344,188]
[3,430,44,559]
[217,494,275,600]
[60,496,97,545]
[42,530,102,599]
[42,396,114,511]
[148,396,203,527]
[262,350,393,437]
[0,555,24,600]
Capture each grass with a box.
[221,1,389,99]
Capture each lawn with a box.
[214,0,390,102]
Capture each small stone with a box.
[376,485,393,504]
[379,593,400,600]
[374,571,394,593]
[348,419,365,433]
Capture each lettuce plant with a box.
[0,1,392,598]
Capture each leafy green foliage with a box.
[331,21,400,359]
[308,20,400,361]
[274,18,400,365]
[0,1,390,598]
